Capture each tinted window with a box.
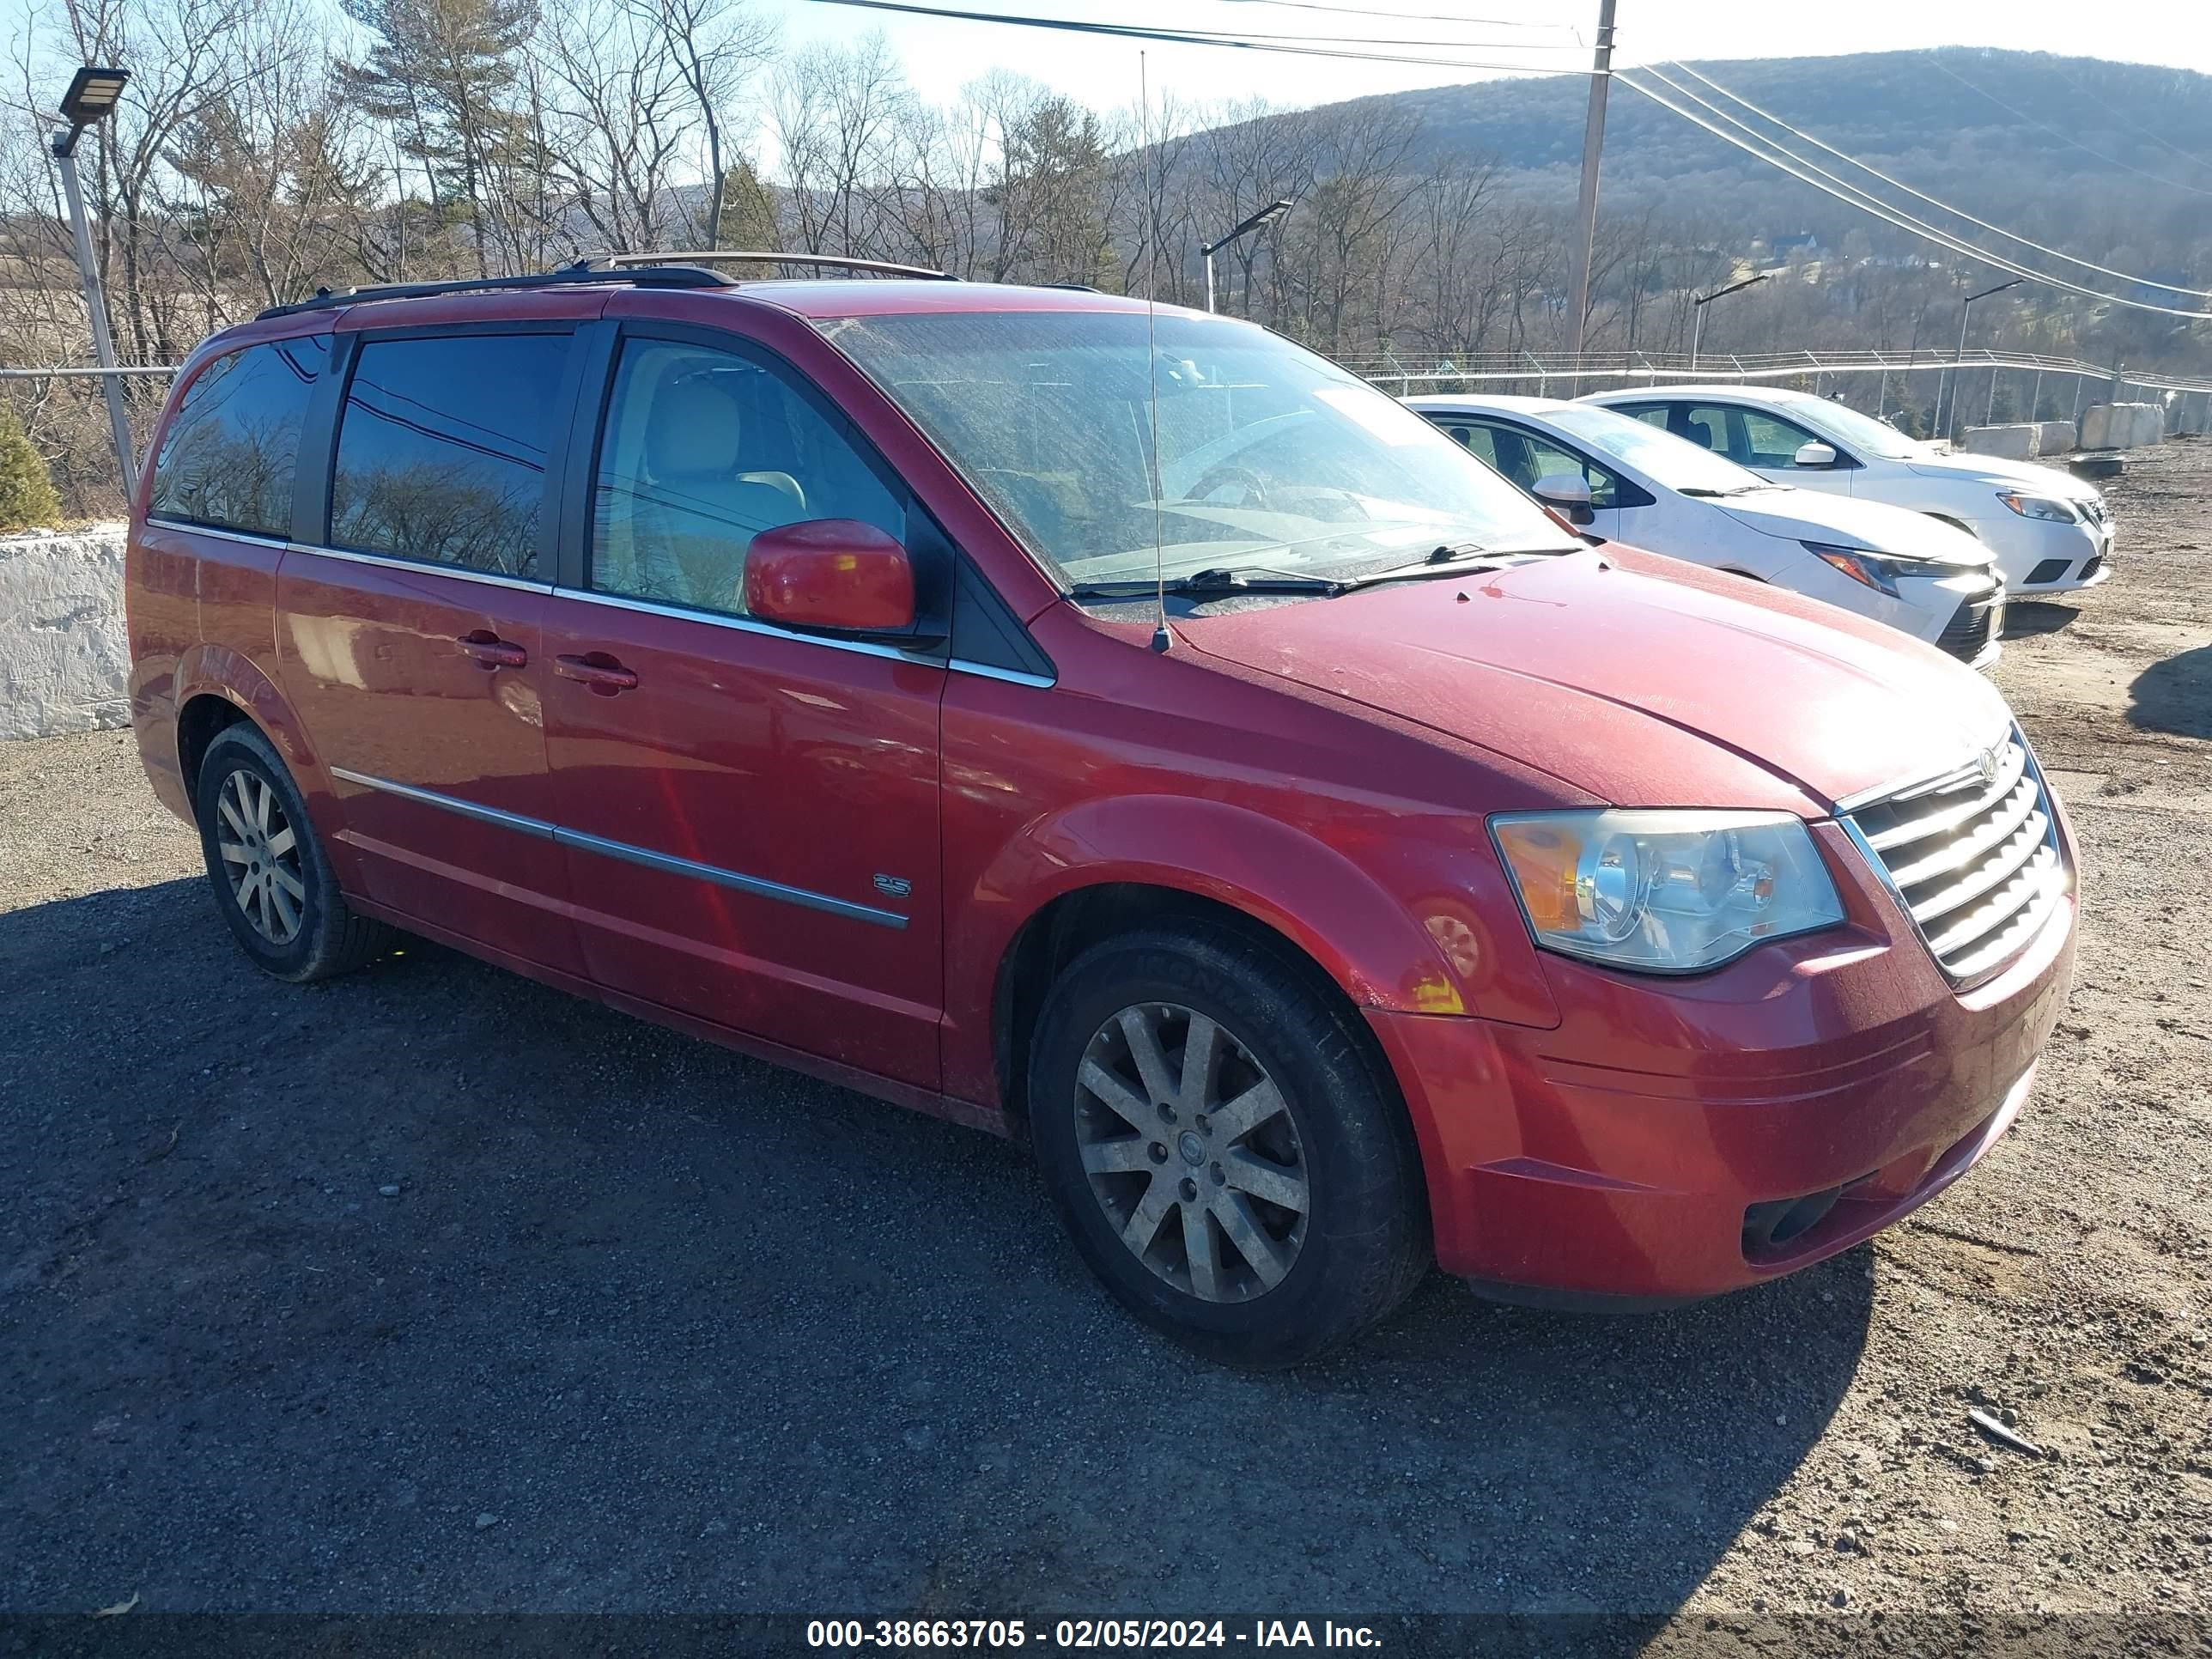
[1430,419,1502,471]
[1676,404,1732,457]
[329,333,570,577]
[149,336,325,538]
[1463,422,1624,510]
[590,337,902,615]
[1736,408,1822,468]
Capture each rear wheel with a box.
[1028,923,1429,1368]
[193,724,392,981]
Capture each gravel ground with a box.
[3,443,2209,1645]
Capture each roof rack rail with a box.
[254,260,736,322]
[597,250,957,282]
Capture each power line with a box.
[1203,0,1576,32]
[1667,60,2212,300]
[2048,60,2212,179]
[1615,64,2212,320]
[793,0,1589,74]
[1931,57,2212,201]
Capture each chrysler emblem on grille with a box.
[1976,744,2003,786]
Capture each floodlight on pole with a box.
[1689,270,1769,369]
[1202,198,1292,314]
[52,66,137,501]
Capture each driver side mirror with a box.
[1793,441,1839,468]
[1532,472,1595,526]
[744,519,932,643]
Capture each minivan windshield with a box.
[1543,404,1773,496]
[823,308,1579,590]
[1783,394,1924,461]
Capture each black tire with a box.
[1028,922,1431,1368]
[192,723,392,982]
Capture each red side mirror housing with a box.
[744,519,921,640]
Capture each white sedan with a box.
[1406,393,2004,668]
[1578,383,2112,597]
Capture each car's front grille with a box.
[1936,596,1999,662]
[1844,732,2069,984]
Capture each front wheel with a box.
[193,723,392,982]
[1028,924,1430,1368]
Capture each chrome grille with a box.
[1844,732,2068,983]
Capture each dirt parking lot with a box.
[3,443,2209,1648]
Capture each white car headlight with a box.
[1996,491,2079,523]
[1491,810,1846,973]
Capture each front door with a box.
[1679,402,1853,501]
[276,326,586,975]
[540,325,947,1089]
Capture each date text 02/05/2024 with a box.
[805,1619,1382,1649]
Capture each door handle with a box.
[457,630,528,670]
[555,653,640,694]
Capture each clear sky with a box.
[766,0,2210,113]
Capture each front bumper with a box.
[1370,820,2076,1301]
[1978,511,2113,596]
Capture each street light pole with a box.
[52,67,136,501]
[1690,272,1767,370]
[1943,277,2022,442]
[1200,198,1293,315]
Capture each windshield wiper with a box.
[1068,566,1347,599]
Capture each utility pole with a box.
[1565,0,1619,376]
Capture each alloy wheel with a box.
[1073,1002,1310,1302]
[214,769,307,945]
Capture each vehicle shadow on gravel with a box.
[1,877,1872,1621]
[2129,644,2212,738]
[2001,601,2081,640]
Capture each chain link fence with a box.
[7,343,2209,520]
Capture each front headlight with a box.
[1802,541,1979,598]
[1490,810,1846,973]
[1996,492,2079,523]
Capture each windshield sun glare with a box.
[823,310,1576,590]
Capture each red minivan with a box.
[125,264,2077,1365]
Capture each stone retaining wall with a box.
[0,523,130,741]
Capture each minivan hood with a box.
[1180,547,2014,813]
[1909,449,2098,501]
[1717,490,1994,566]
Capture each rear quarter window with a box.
[149,335,327,538]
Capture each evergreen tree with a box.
[714,158,782,257]
[340,0,539,276]
[0,410,62,532]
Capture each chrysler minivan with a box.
[126,264,2078,1365]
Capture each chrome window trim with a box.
[556,586,931,665]
[285,541,553,594]
[556,584,1058,686]
[327,766,908,930]
[948,659,1055,689]
[144,516,292,552]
